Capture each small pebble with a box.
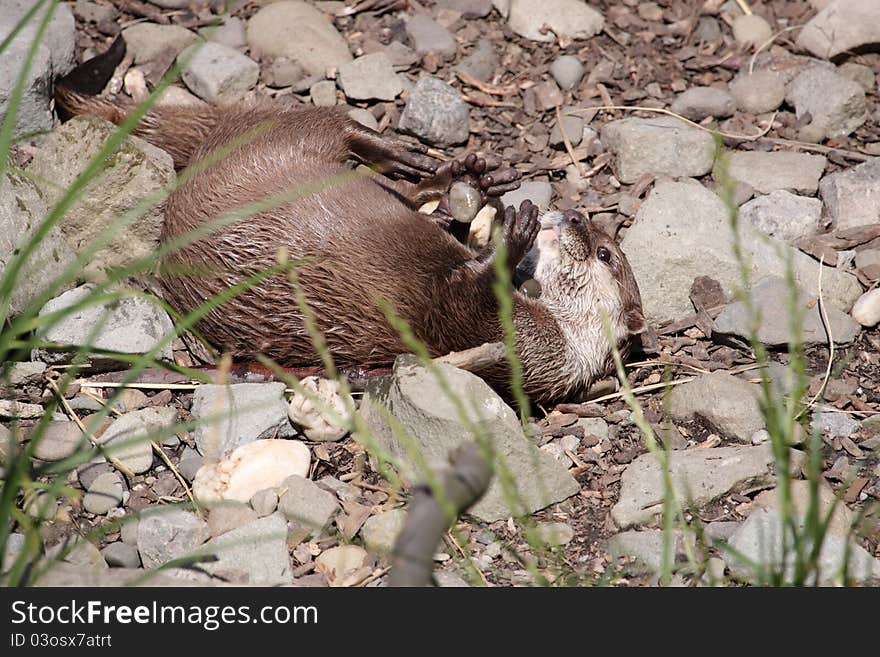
[549,55,585,91]
[101,541,141,568]
[732,14,773,49]
[852,289,880,327]
[83,471,124,515]
[448,182,482,223]
[250,488,279,517]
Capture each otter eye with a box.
[597,246,612,263]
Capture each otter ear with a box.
[624,306,648,335]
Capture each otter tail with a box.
[55,37,222,169]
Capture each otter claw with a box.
[502,200,540,265]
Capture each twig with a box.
[748,26,803,75]
[758,137,871,163]
[46,377,135,480]
[804,256,835,412]
[556,106,585,177]
[445,530,489,586]
[461,95,518,109]
[455,69,521,96]
[570,105,777,141]
[585,377,696,405]
[734,0,752,15]
[435,341,506,371]
[111,0,169,24]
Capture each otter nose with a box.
[561,209,586,225]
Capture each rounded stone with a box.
[732,14,773,49]
[101,541,141,568]
[83,471,125,515]
[730,70,786,114]
[549,55,585,91]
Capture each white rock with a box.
[852,289,880,328]
[314,545,370,586]
[180,42,259,104]
[732,13,772,49]
[288,377,354,442]
[797,0,880,60]
[193,439,311,503]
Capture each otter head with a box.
[520,208,647,389]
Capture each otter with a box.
[55,42,647,403]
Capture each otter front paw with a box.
[501,200,540,267]
[432,153,520,204]
[347,123,439,180]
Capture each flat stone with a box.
[819,158,880,231]
[500,181,553,212]
[137,509,210,569]
[180,42,259,104]
[725,151,827,195]
[535,522,575,546]
[738,190,821,244]
[30,421,85,462]
[456,38,497,83]
[358,356,579,523]
[250,488,279,517]
[200,16,247,50]
[814,411,860,438]
[101,541,140,568]
[732,13,772,48]
[347,108,378,130]
[0,400,43,419]
[797,0,880,60]
[337,52,402,101]
[607,529,693,575]
[837,62,876,92]
[122,23,199,65]
[729,70,786,114]
[713,277,861,348]
[619,180,862,324]
[310,80,337,107]
[549,109,584,149]
[726,507,879,585]
[3,0,76,75]
[278,474,339,536]
[611,444,794,528]
[0,38,53,140]
[399,76,470,147]
[207,501,259,537]
[314,544,370,586]
[28,116,175,281]
[98,407,178,475]
[506,0,604,42]
[83,471,125,514]
[191,383,292,459]
[668,371,765,443]
[360,508,407,554]
[198,514,293,585]
[177,446,202,482]
[246,1,352,77]
[852,289,880,328]
[405,15,457,58]
[601,116,716,184]
[670,86,736,120]
[787,66,867,140]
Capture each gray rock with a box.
[819,158,880,231]
[34,563,211,586]
[438,0,492,17]
[347,108,379,131]
[855,249,880,270]
[399,76,470,147]
[83,471,124,514]
[46,538,107,570]
[177,446,203,483]
[726,507,879,585]
[607,529,693,575]
[732,13,772,48]
[361,508,407,554]
[670,87,736,121]
[576,417,609,440]
[738,190,821,244]
[601,116,716,183]
[405,15,456,58]
[713,277,860,348]
[500,181,553,212]
[200,16,247,50]
[506,0,604,42]
[310,80,337,107]
[32,285,175,369]
[267,58,304,88]
[337,52,402,101]
[611,444,792,528]
[668,371,765,443]
[3,0,76,76]
[838,62,876,92]
[0,38,53,140]
[120,518,139,546]
[549,55,585,91]
[814,411,859,438]
[99,407,178,475]
[28,116,175,280]
[384,40,420,70]
[137,509,210,569]
[180,42,259,104]
[250,488,279,517]
[725,151,827,195]
[457,39,497,83]
[549,109,584,149]
[0,173,72,319]
[278,474,339,535]
[695,16,722,41]
[434,570,470,587]
[0,400,42,420]
[787,66,867,140]
[619,180,862,324]
[3,533,25,570]
[122,23,199,65]
[34,422,88,461]
[101,541,141,568]
[535,521,575,546]
[729,70,786,114]
[143,0,193,6]
[198,514,292,585]
[207,501,259,537]
[358,356,579,523]
[191,383,292,459]
[246,1,352,77]
[797,0,880,60]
